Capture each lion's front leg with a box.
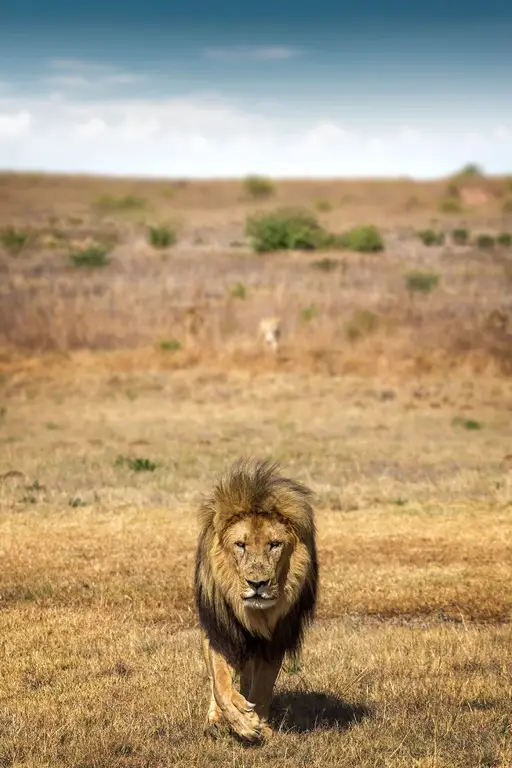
[245,654,284,737]
[202,634,263,743]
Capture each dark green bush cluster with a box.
[245,209,384,254]
[1,227,30,253]
[244,175,275,200]
[69,245,110,268]
[147,225,176,249]
[417,229,445,246]
[405,271,440,294]
[451,228,469,245]
[475,234,495,250]
[497,232,512,247]
[245,208,326,252]
[158,338,182,351]
[333,225,384,253]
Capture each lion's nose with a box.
[247,579,270,591]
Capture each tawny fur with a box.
[258,317,281,353]
[194,458,318,743]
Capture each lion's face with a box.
[224,515,292,610]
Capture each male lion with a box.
[195,458,318,743]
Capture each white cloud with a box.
[493,124,511,141]
[75,117,107,139]
[0,110,32,139]
[298,121,354,150]
[0,86,511,178]
[202,46,298,61]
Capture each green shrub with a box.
[405,271,440,294]
[244,175,275,200]
[344,309,379,342]
[417,229,445,246]
[69,246,110,268]
[300,303,318,323]
[475,234,495,250]
[230,281,247,299]
[452,228,469,245]
[115,455,157,471]
[457,163,484,178]
[335,225,384,253]
[246,208,325,252]
[1,227,29,253]
[452,417,483,431]
[502,199,512,214]
[315,199,332,212]
[438,197,462,214]
[147,225,176,249]
[497,232,512,247]
[158,338,182,351]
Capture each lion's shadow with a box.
[270,690,371,734]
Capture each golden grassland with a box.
[1,365,512,767]
[1,172,512,766]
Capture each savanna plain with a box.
[1,171,512,767]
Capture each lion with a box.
[258,316,281,353]
[194,458,318,743]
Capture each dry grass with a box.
[1,363,511,767]
[1,173,512,766]
[1,172,512,376]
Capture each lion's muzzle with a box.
[242,578,277,608]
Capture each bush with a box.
[497,232,512,247]
[1,227,29,253]
[244,175,275,200]
[405,271,440,294]
[344,309,379,342]
[315,199,332,212]
[69,246,110,268]
[417,229,445,246]
[502,199,512,214]
[335,225,384,253]
[475,234,495,250]
[457,163,484,178]
[147,225,176,249]
[115,455,157,471]
[452,228,469,245]
[452,417,483,431]
[438,197,462,214]
[246,208,326,252]
[300,303,318,323]
[158,338,182,352]
[230,281,247,299]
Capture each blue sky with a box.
[1,0,511,178]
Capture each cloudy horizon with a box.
[1,0,512,179]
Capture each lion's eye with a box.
[269,541,282,549]
[234,541,245,550]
